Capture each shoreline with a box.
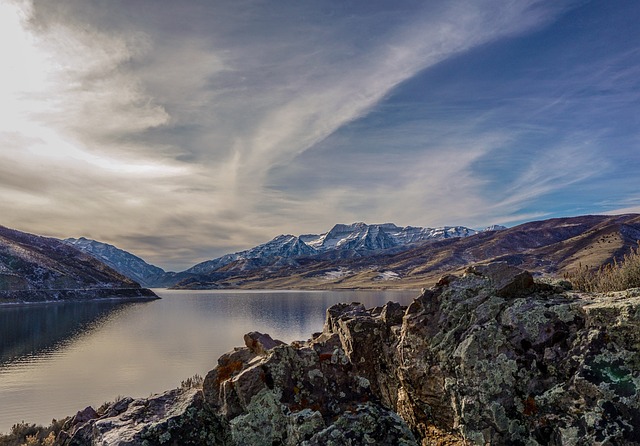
[0,288,159,307]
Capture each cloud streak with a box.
[1,0,638,270]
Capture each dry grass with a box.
[0,419,66,446]
[180,373,204,389]
[565,242,640,292]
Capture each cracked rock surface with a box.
[59,263,640,445]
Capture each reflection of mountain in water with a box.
[0,300,147,365]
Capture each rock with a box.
[244,331,285,355]
[466,261,535,297]
[58,264,640,445]
[395,265,640,444]
[71,406,99,425]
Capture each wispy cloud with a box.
[3,0,638,270]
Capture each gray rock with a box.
[58,264,640,445]
[61,389,229,446]
[466,261,535,297]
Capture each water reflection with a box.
[0,300,145,366]
[0,289,418,433]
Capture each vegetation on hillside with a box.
[565,242,640,292]
[0,419,66,446]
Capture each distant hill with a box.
[0,226,157,303]
[64,237,166,287]
[171,214,640,289]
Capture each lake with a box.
[0,288,419,433]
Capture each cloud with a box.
[4,0,623,270]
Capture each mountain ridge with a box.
[0,226,157,303]
[171,214,640,289]
[29,214,640,290]
[64,237,166,287]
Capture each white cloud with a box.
[1,0,587,269]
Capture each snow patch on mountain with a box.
[322,268,352,280]
[483,225,507,232]
[374,270,401,281]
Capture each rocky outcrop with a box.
[59,389,229,446]
[58,263,640,445]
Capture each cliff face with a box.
[59,263,640,445]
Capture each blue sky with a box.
[1,0,639,270]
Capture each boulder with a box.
[466,261,535,297]
[60,389,229,446]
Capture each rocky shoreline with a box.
[51,263,640,445]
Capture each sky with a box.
[1,0,639,271]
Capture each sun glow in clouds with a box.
[0,0,177,178]
[0,1,56,132]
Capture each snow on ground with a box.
[322,268,352,280]
[374,271,400,281]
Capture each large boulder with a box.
[395,264,640,444]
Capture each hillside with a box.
[0,226,157,303]
[64,237,166,287]
[173,214,640,289]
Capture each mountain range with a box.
[0,226,156,303]
[65,222,484,287]
[183,223,478,276]
[4,214,639,292]
[59,215,640,289]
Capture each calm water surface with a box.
[0,289,418,433]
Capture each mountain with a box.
[0,226,157,303]
[483,224,507,232]
[172,214,640,289]
[64,237,166,287]
[184,222,476,279]
[174,222,477,288]
[300,222,476,252]
[186,234,318,276]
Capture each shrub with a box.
[565,242,640,292]
[0,420,65,446]
[181,373,204,389]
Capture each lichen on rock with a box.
[57,262,640,445]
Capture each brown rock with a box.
[243,331,285,355]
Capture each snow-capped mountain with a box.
[186,234,318,275]
[188,222,476,276]
[301,222,477,252]
[483,225,507,232]
[64,237,165,287]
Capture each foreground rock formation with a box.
[58,263,640,445]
